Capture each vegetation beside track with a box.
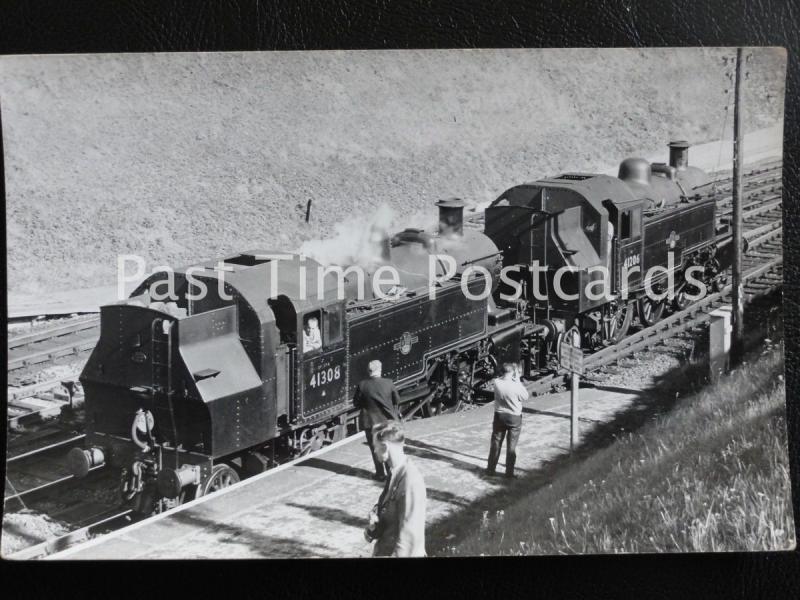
[445,341,795,554]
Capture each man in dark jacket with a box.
[354,360,401,480]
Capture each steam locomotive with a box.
[68,141,731,513]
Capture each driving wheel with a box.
[673,282,700,312]
[638,296,666,327]
[196,464,240,498]
[606,300,634,343]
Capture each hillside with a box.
[444,342,795,555]
[1,48,786,295]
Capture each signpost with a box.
[559,327,583,452]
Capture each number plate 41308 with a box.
[309,365,342,388]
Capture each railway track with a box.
[7,381,83,430]
[3,432,130,560]
[4,434,90,506]
[6,315,93,428]
[8,316,100,371]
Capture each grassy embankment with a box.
[450,342,795,554]
[1,49,786,295]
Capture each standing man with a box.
[486,362,528,478]
[354,360,401,481]
[364,421,427,557]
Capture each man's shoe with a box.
[504,472,517,479]
[373,473,387,482]
[484,469,499,477]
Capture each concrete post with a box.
[709,305,733,383]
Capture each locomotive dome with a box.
[617,140,711,208]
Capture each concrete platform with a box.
[48,384,644,560]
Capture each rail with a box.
[8,316,100,350]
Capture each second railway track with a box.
[8,316,100,372]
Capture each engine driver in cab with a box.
[303,316,322,353]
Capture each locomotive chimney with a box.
[668,140,690,170]
[436,198,465,238]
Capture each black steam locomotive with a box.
[68,141,731,513]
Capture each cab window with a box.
[302,311,322,353]
[630,208,642,237]
[324,307,343,345]
[620,208,642,240]
[621,211,631,239]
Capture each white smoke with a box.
[299,204,398,268]
[299,201,461,268]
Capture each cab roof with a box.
[131,250,347,319]
[533,173,639,209]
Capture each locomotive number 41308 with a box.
[309,365,342,388]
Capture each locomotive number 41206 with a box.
[622,254,641,269]
[309,365,342,388]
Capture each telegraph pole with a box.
[731,47,745,361]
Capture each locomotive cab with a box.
[603,198,645,294]
[268,294,349,425]
[485,174,616,318]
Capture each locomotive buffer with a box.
[558,327,584,452]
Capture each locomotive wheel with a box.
[195,464,240,498]
[638,296,666,327]
[673,282,700,312]
[296,429,326,456]
[606,301,634,343]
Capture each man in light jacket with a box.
[486,362,528,478]
[364,420,427,557]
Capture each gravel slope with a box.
[1,48,786,295]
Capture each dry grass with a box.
[1,48,786,295]
[447,342,795,555]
